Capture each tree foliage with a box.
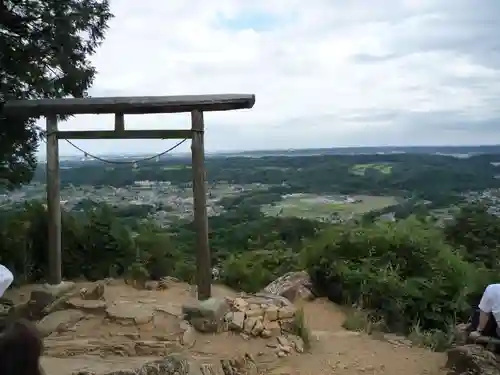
[0,196,499,341]
[0,0,113,188]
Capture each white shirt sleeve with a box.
[0,264,13,297]
[479,285,494,313]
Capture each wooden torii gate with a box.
[3,94,256,300]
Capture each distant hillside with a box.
[211,145,500,158]
[52,145,500,165]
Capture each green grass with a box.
[350,163,393,176]
[262,194,398,220]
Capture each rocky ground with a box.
[3,272,452,375]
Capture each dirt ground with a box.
[6,281,446,375]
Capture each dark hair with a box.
[0,319,43,375]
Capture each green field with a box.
[350,163,393,176]
[262,194,398,220]
[162,165,191,171]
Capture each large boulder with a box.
[37,309,85,337]
[446,344,500,375]
[262,271,315,303]
[182,298,229,333]
[15,281,77,321]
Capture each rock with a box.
[291,336,305,353]
[263,321,281,337]
[40,281,76,297]
[181,325,196,347]
[278,307,296,320]
[279,344,292,354]
[455,323,470,346]
[261,329,272,338]
[106,301,154,325]
[37,309,85,337]
[24,281,76,320]
[221,353,259,375]
[446,344,500,375]
[246,307,264,318]
[227,311,245,331]
[137,354,201,375]
[182,298,229,321]
[183,298,229,333]
[383,333,413,347]
[65,353,216,374]
[254,293,294,308]
[264,306,279,321]
[145,281,159,291]
[251,319,264,337]
[232,297,248,312]
[262,271,315,303]
[191,317,222,333]
[243,317,259,335]
[80,283,105,300]
[277,336,290,347]
[155,302,182,317]
[66,298,107,312]
[279,319,295,334]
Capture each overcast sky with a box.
[38,0,500,156]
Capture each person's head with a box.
[0,318,43,375]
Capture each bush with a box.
[221,247,300,292]
[0,201,193,284]
[444,203,500,269]
[303,216,478,332]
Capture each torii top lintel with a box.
[2,94,256,116]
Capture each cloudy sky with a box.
[40,0,500,156]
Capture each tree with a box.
[444,203,500,269]
[0,0,113,188]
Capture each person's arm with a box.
[477,309,491,333]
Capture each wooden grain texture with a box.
[190,110,211,300]
[3,94,256,116]
[46,115,62,284]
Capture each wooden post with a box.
[46,115,62,284]
[190,110,211,300]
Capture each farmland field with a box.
[261,193,399,220]
[350,163,393,176]
[162,165,191,171]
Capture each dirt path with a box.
[7,281,446,375]
[269,300,445,375]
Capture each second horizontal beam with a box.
[56,129,192,140]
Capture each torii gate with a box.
[3,94,256,300]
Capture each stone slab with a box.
[106,301,154,325]
[37,309,85,337]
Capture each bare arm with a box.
[477,309,490,332]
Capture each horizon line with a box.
[37,143,500,160]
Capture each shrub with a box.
[0,202,190,283]
[221,248,300,293]
[303,216,477,332]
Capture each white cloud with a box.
[37,0,500,156]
